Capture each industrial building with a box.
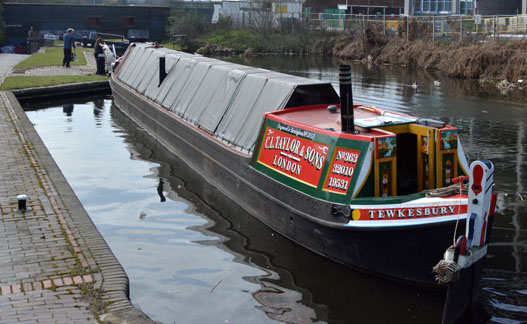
[304,0,525,15]
[3,3,168,43]
[406,0,524,15]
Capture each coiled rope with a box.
[433,259,461,284]
[431,180,468,284]
[425,182,468,197]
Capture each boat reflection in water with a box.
[109,101,446,323]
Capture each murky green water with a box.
[24,56,526,324]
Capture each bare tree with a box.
[166,9,207,40]
[246,0,274,38]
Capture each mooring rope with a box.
[425,182,468,197]
[426,181,468,244]
[452,179,466,245]
[430,179,468,284]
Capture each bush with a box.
[216,16,232,31]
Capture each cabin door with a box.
[396,133,418,195]
[411,124,462,190]
[410,125,437,192]
[434,127,462,188]
[373,124,461,197]
[373,124,437,197]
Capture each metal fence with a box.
[5,0,168,6]
[303,14,527,41]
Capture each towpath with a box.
[5,49,97,78]
[0,54,156,323]
[0,53,28,85]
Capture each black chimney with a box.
[159,57,167,86]
[339,65,355,133]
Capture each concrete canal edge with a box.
[3,87,160,324]
[11,80,111,101]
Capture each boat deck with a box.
[274,105,417,137]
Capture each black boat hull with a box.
[110,77,465,287]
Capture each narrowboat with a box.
[110,44,496,289]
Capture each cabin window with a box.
[396,133,418,195]
[87,17,100,28]
[285,84,339,108]
[123,17,135,27]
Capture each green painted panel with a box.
[251,117,371,204]
[355,166,375,198]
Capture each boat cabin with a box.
[251,104,468,203]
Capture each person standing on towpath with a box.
[94,38,105,75]
[62,28,76,68]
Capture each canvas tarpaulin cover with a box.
[116,44,338,153]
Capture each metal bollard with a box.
[17,194,28,211]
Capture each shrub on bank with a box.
[380,38,527,82]
[313,29,527,84]
[181,19,527,84]
[197,23,329,55]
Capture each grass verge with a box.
[0,75,108,90]
[160,42,182,50]
[196,28,318,55]
[15,47,93,69]
[200,29,259,52]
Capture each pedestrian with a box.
[101,43,116,75]
[94,38,106,75]
[62,28,76,68]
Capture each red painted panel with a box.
[471,164,484,196]
[353,204,468,221]
[256,126,329,187]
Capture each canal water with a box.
[24,57,526,324]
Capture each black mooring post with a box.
[159,56,167,86]
[339,65,355,133]
[17,194,27,211]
